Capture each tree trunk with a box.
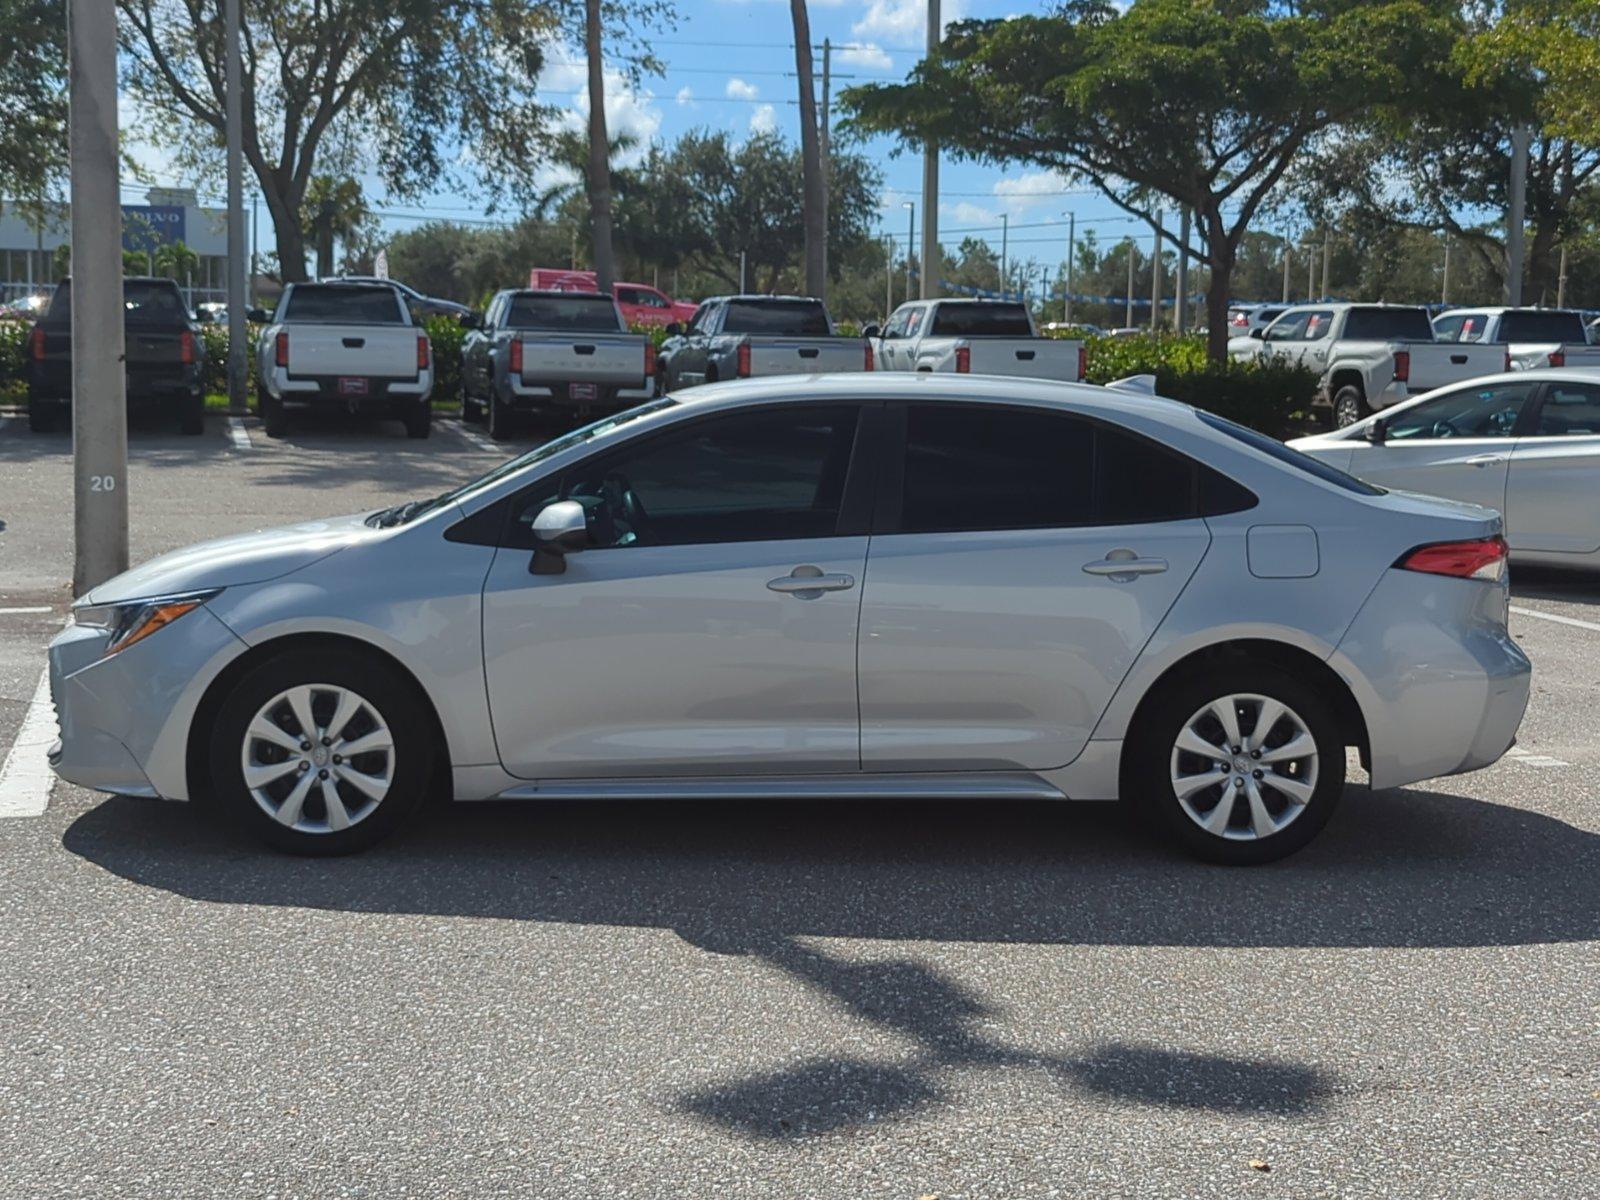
[789,0,826,300]
[1203,240,1235,365]
[584,0,616,293]
[266,189,309,283]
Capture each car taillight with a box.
[1230,312,1247,327]
[1076,344,1087,381]
[736,341,751,377]
[29,327,45,361]
[864,342,874,371]
[1549,350,1565,368]
[644,341,657,379]
[274,331,288,368]
[179,330,196,364]
[417,334,430,370]
[955,346,971,373]
[509,339,523,374]
[1392,350,1409,382]
[1397,536,1508,582]
[1504,350,1513,372]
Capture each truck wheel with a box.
[259,389,288,439]
[27,399,59,433]
[179,391,205,436]
[1332,385,1369,429]
[487,392,514,441]
[404,403,432,440]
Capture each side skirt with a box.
[484,771,1069,802]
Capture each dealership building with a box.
[0,187,242,307]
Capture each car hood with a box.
[83,512,376,605]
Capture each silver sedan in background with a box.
[48,375,1530,864]
[1291,368,1600,568]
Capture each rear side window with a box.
[1197,411,1386,495]
[282,286,405,324]
[505,294,621,332]
[929,302,1033,337]
[893,405,1255,534]
[1532,382,1600,436]
[44,280,188,325]
[720,300,831,336]
[1342,306,1433,341]
[1498,311,1587,343]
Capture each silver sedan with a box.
[1291,368,1600,567]
[48,374,1531,864]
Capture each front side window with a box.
[1532,383,1600,437]
[686,304,713,334]
[527,406,860,549]
[1384,382,1534,441]
[1264,312,1310,342]
[1432,313,1466,343]
[1303,310,1335,340]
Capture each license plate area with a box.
[337,377,369,396]
[569,382,598,401]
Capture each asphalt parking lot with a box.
[1,412,1596,1198]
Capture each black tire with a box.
[1124,663,1347,865]
[179,391,205,436]
[259,388,288,439]
[27,398,59,433]
[487,389,515,441]
[1332,384,1370,429]
[404,402,432,439]
[208,647,435,856]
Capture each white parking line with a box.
[226,416,252,451]
[1509,604,1600,634]
[449,420,503,455]
[0,606,52,615]
[1506,749,1571,768]
[0,668,56,817]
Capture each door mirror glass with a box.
[664,321,683,337]
[246,307,270,323]
[1366,417,1388,445]
[458,310,483,329]
[1249,327,1264,339]
[861,323,881,340]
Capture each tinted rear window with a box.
[1197,411,1385,496]
[1498,311,1587,343]
[929,302,1033,337]
[720,300,831,336]
[1342,307,1434,341]
[506,294,621,332]
[282,286,405,324]
[44,280,189,325]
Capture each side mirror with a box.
[1366,417,1389,445]
[861,323,881,340]
[458,310,482,329]
[664,321,683,337]
[246,307,270,323]
[529,500,589,575]
[1249,327,1265,340]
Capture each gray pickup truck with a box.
[656,295,868,390]
[26,276,207,435]
[460,290,655,439]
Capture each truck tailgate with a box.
[287,327,420,377]
[519,334,648,386]
[1406,342,1503,389]
[962,337,1084,380]
[745,338,864,377]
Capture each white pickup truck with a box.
[1233,302,1504,427]
[460,290,655,440]
[867,299,1086,381]
[1431,307,1600,372]
[252,281,433,439]
[656,295,869,390]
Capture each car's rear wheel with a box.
[257,387,288,439]
[1126,665,1345,864]
[404,402,431,439]
[1332,384,1369,428]
[487,390,514,441]
[179,390,204,436]
[27,398,60,433]
[209,649,434,855]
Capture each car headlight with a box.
[70,589,221,655]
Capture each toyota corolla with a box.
[48,374,1531,864]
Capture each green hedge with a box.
[0,319,28,405]
[423,314,467,409]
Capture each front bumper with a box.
[47,605,246,800]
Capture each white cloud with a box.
[557,64,663,168]
[853,0,965,50]
[749,103,778,135]
[726,77,760,101]
[992,170,1073,213]
[942,200,998,226]
[837,42,894,71]
[675,85,695,107]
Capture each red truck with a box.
[526,268,697,328]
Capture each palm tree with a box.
[584,0,618,292]
[300,176,369,279]
[789,0,826,300]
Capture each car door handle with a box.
[1464,453,1505,467]
[767,567,856,595]
[1083,553,1169,579]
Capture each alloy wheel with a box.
[240,683,394,834]
[1168,692,1319,841]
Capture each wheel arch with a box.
[185,631,453,803]
[1328,367,1366,400]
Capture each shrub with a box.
[0,318,29,404]
[423,314,467,408]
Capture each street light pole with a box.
[903,201,915,300]
[1062,211,1075,324]
[68,0,129,595]
[999,212,1008,296]
[225,0,247,412]
[1507,123,1530,305]
[1150,209,1163,333]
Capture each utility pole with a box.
[1149,209,1163,332]
[1125,242,1135,328]
[999,213,1008,296]
[1320,236,1331,301]
[1556,244,1568,309]
[903,201,915,299]
[224,0,246,409]
[1174,207,1190,332]
[819,38,831,291]
[1306,247,1314,299]
[919,0,940,299]
[1281,243,1291,304]
[739,250,747,293]
[69,0,128,594]
[1062,211,1075,324]
[1441,238,1451,306]
[1507,124,1530,305]
[884,234,893,316]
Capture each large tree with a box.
[842,0,1445,361]
[119,0,560,281]
[0,0,67,218]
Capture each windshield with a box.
[506,294,622,332]
[1498,311,1586,343]
[282,285,406,325]
[1343,307,1434,341]
[929,302,1033,336]
[721,300,831,336]
[370,398,679,526]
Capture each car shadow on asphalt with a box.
[61,784,1596,1137]
[1511,563,1600,605]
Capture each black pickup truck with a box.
[26,276,208,434]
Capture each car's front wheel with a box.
[209,648,434,855]
[1126,664,1346,864]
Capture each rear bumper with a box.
[497,374,653,411]
[29,365,202,404]
[268,366,433,405]
[1333,570,1531,789]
